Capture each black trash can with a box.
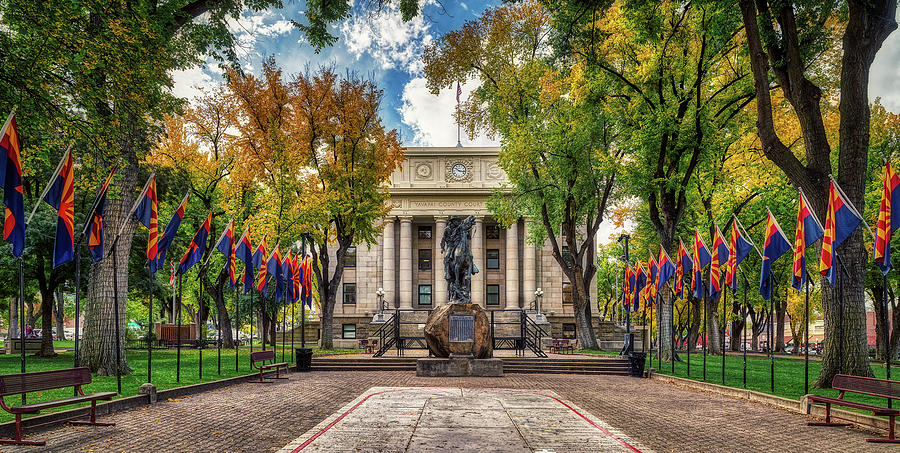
[296,348,313,372]
[628,352,647,377]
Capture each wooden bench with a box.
[250,350,289,383]
[0,367,116,446]
[807,374,900,443]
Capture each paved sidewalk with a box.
[279,387,649,452]
[1,371,894,452]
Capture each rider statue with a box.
[440,215,479,304]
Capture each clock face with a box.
[452,163,467,179]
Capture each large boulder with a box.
[424,303,492,359]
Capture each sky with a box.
[170,2,900,243]
[172,0,503,148]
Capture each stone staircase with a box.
[309,356,632,376]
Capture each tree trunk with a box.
[659,288,678,361]
[37,288,56,357]
[688,295,702,352]
[873,284,889,361]
[775,298,787,353]
[705,295,721,355]
[81,157,138,376]
[573,281,598,350]
[730,318,744,352]
[54,290,66,341]
[8,296,17,339]
[210,269,234,348]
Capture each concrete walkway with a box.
[1,371,895,452]
[279,387,648,452]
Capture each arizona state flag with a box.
[675,239,692,299]
[282,250,293,302]
[41,149,75,268]
[633,262,646,310]
[725,216,756,291]
[177,211,211,275]
[266,243,281,301]
[150,191,190,274]
[760,210,791,300]
[291,253,300,303]
[792,190,824,289]
[132,174,158,261]
[657,247,676,295]
[214,218,236,290]
[0,111,25,257]
[692,230,711,299]
[874,162,900,274]
[819,178,863,284]
[300,254,313,307]
[647,251,658,302]
[235,225,253,293]
[623,263,634,309]
[709,225,729,300]
[253,236,268,294]
[85,166,117,262]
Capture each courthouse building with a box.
[327,146,601,346]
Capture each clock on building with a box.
[451,163,467,179]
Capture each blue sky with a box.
[172,0,503,148]
[172,2,900,148]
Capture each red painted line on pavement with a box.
[292,389,402,452]
[291,387,643,453]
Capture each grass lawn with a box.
[0,346,357,424]
[649,349,898,410]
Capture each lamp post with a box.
[373,288,386,322]
[534,288,545,323]
[618,233,634,355]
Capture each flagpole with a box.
[671,287,675,373]
[282,303,286,363]
[703,290,707,382]
[769,271,775,393]
[234,286,239,372]
[110,235,123,394]
[147,261,153,384]
[26,145,72,225]
[686,292,691,377]
[199,267,203,380]
[217,286,221,376]
[884,272,892,408]
[250,286,254,361]
[722,289,726,385]
[805,275,810,396]
[73,241,81,395]
[743,270,748,389]
[291,298,295,363]
[18,257,25,405]
[177,273,182,383]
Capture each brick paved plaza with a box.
[3,371,895,452]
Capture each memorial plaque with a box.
[449,314,475,342]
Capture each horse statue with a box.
[440,215,479,304]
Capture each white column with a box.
[399,217,413,309]
[471,216,485,306]
[505,219,519,308]
[523,221,536,309]
[382,219,395,308]
[434,217,448,305]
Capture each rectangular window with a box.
[418,249,432,271]
[342,324,356,339]
[418,285,432,306]
[343,283,357,305]
[486,249,500,269]
[486,284,501,306]
[344,246,357,268]
[562,323,576,339]
[418,226,432,240]
[561,245,574,267]
[562,281,573,304]
[486,224,501,239]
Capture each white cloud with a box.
[340,3,432,73]
[170,65,217,100]
[399,77,499,147]
[871,27,900,113]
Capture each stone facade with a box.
[327,147,600,348]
